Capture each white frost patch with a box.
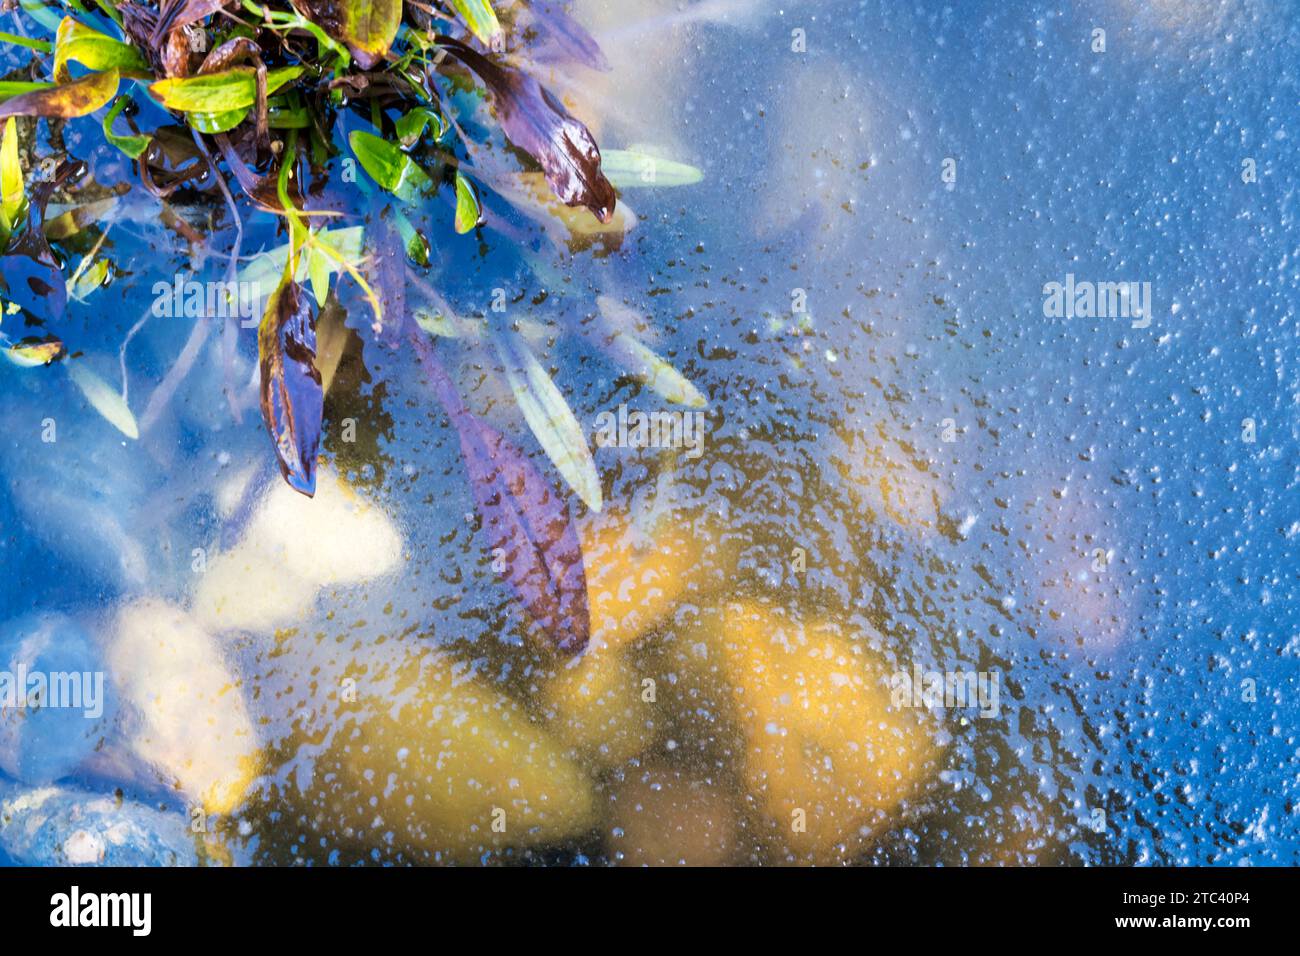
[63,829,105,865]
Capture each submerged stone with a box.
[312,648,596,862]
[713,602,940,863]
[193,467,404,633]
[0,781,198,866]
[107,600,262,815]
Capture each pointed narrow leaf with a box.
[494,330,602,512]
[412,332,590,653]
[258,273,323,496]
[447,0,502,46]
[596,296,705,407]
[0,81,53,101]
[601,149,703,188]
[66,360,139,439]
[238,226,365,290]
[0,68,119,119]
[308,244,330,304]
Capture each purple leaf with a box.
[411,331,590,654]
[364,203,408,347]
[523,1,610,72]
[435,35,616,223]
[258,273,323,496]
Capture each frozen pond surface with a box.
[0,0,1297,865]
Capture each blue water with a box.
[0,0,1297,865]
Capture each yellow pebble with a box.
[539,642,658,770]
[579,508,702,650]
[317,650,596,861]
[716,602,939,863]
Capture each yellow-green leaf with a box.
[596,295,704,406]
[150,66,302,114]
[301,0,401,70]
[52,16,149,83]
[0,68,119,119]
[238,226,365,291]
[187,107,250,134]
[453,171,481,234]
[308,244,330,304]
[447,0,502,47]
[0,81,53,102]
[0,117,25,239]
[67,257,110,302]
[5,335,65,367]
[494,330,602,512]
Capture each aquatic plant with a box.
[0,1,704,653]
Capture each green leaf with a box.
[66,359,139,439]
[52,16,148,83]
[0,68,119,119]
[394,107,444,148]
[391,206,430,266]
[267,100,310,129]
[150,65,302,113]
[494,330,602,512]
[102,96,151,159]
[307,244,330,304]
[447,0,502,47]
[453,171,481,234]
[0,30,53,54]
[0,117,25,242]
[187,107,250,134]
[601,149,703,188]
[238,226,365,291]
[347,130,435,204]
[0,81,53,102]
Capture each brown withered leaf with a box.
[0,69,120,119]
[258,272,323,497]
[435,36,616,223]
